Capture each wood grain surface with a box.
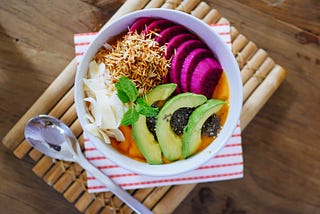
[0,0,319,213]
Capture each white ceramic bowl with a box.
[75,8,242,177]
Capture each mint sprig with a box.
[136,98,158,117]
[116,76,158,125]
[115,76,138,103]
[121,108,139,126]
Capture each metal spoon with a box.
[24,115,152,214]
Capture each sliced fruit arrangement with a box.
[165,33,195,59]
[190,58,223,98]
[170,39,207,93]
[84,17,229,164]
[143,19,175,34]
[128,17,223,98]
[129,17,155,33]
[132,83,177,164]
[112,78,225,164]
[182,99,225,159]
[180,48,213,92]
[156,93,207,161]
[155,25,189,45]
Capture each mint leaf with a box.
[121,108,139,125]
[115,76,138,103]
[117,90,130,103]
[136,98,159,117]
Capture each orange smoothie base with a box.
[111,72,230,163]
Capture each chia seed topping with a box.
[201,114,221,137]
[146,116,157,139]
[146,106,221,139]
[170,107,195,135]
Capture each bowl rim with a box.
[74,8,243,177]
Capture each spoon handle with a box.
[76,156,153,214]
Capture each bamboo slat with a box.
[132,187,154,203]
[176,0,201,12]
[85,199,104,214]
[161,0,182,9]
[217,17,230,24]
[237,41,258,69]
[99,205,118,214]
[230,26,239,41]
[13,141,33,159]
[191,2,211,19]
[143,186,171,209]
[84,193,112,214]
[203,9,221,24]
[53,162,83,193]
[64,172,87,203]
[75,191,96,213]
[243,58,275,101]
[121,188,155,213]
[240,65,286,130]
[152,184,196,213]
[32,156,56,177]
[112,190,135,209]
[145,0,165,8]
[43,161,71,185]
[241,49,268,84]
[1,0,287,213]
[28,148,44,162]
[232,34,249,55]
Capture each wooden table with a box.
[0,0,319,213]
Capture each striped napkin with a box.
[74,23,244,193]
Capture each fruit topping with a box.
[165,33,196,59]
[190,57,223,98]
[129,17,155,33]
[155,25,189,45]
[156,93,207,161]
[170,40,207,93]
[182,99,225,158]
[86,17,228,164]
[143,19,175,34]
[180,48,213,92]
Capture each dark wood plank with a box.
[0,145,79,213]
[0,0,122,213]
[1,0,319,213]
[174,0,320,213]
[237,0,320,35]
[0,0,123,138]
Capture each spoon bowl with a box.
[24,115,78,162]
[24,115,152,214]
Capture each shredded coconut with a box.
[94,31,171,95]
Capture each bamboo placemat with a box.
[2,0,287,213]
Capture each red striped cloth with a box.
[74,23,243,193]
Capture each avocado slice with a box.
[132,84,177,164]
[182,99,225,158]
[156,93,207,161]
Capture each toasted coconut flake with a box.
[93,31,171,95]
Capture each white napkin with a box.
[74,23,244,193]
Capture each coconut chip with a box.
[94,31,171,95]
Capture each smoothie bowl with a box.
[74,9,242,177]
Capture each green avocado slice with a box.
[156,93,207,161]
[182,99,225,159]
[132,84,177,164]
